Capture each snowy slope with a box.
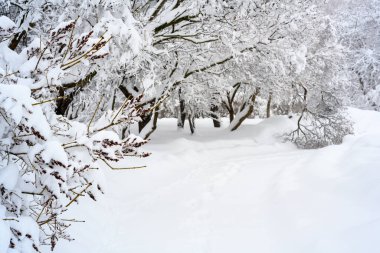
[51,108,380,253]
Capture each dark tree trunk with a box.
[119,82,160,139]
[227,107,234,123]
[230,88,260,131]
[56,71,97,116]
[266,93,272,118]
[122,127,129,140]
[141,109,159,139]
[139,113,153,133]
[222,97,235,123]
[188,115,195,134]
[56,87,74,116]
[8,30,26,50]
[177,88,186,128]
[210,105,221,128]
[222,82,241,123]
[179,99,186,127]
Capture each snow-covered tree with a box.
[0,12,148,252]
[333,0,380,110]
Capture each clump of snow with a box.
[0,16,16,30]
[0,84,51,136]
[0,42,25,73]
[233,115,296,144]
[0,84,32,125]
[40,141,69,168]
[18,56,39,78]
[0,164,20,190]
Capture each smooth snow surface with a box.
[52,108,380,253]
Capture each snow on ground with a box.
[51,108,380,253]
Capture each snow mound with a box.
[234,115,296,144]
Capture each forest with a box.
[0,0,379,252]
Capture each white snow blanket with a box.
[51,108,380,253]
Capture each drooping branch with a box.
[154,14,198,34]
[149,0,169,21]
[184,46,258,78]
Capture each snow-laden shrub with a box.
[288,110,353,149]
[287,92,353,149]
[0,16,148,252]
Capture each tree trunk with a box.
[222,99,234,123]
[56,87,74,116]
[210,105,221,128]
[8,30,26,50]
[228,107,234,123]
[139,113,153,133]
[122,126,129,139]
[188,115,195,134]
[177,88,186,128]
[56,71,97,116]
[229,88,260,131]
[266,93,272,118]
[140,109,159,139]
[179,99,186,127]
[227,82,241,123]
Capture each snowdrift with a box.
[51,108,380,253]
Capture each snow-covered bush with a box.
[0,15,148,252]
[288,110,353,149]
[287,90,353,149]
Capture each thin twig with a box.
[102,159,146,170]
[32,96,67,106]
[2,218,19,222]
[65,183,92,208]
[87,95,104,134]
